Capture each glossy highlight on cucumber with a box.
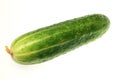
[6,14,110,65]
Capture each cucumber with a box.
[6,14,110,65]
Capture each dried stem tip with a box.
[5,46,13,56]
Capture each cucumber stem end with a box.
[5,46,13,56]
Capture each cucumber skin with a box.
[10,14,110,65]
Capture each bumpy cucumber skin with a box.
[10,14,110,65]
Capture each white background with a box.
[0,0,120,80]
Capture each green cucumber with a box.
[6,14,110,65]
